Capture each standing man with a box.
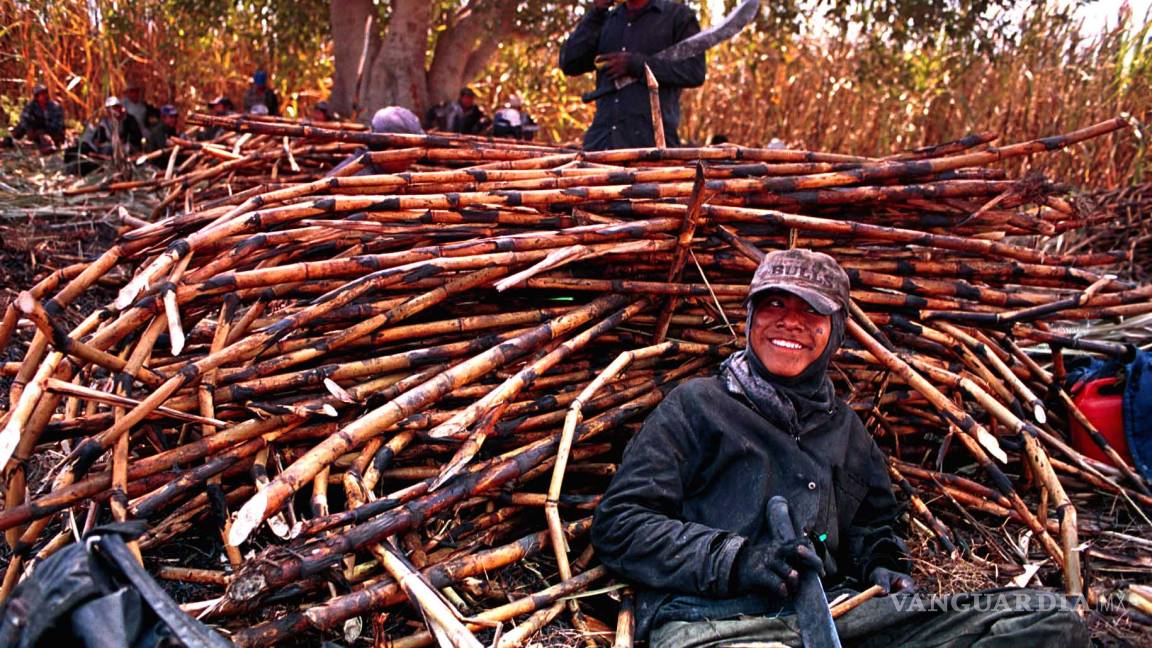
[8,84,65,154]
[559,0,705,151]
[243,70,280,117]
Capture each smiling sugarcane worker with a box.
[591,249,1091,648]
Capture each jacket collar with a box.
[611,0,665,18]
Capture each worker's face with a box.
[748,291,832,378]
[108,105,125,120]
[34,91,48,107]
[211,103,227,115]
[162,114,178,127]
[459,94,475,109]
[310,108,328,121]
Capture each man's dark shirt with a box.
[591,375,907,639]
[12,99,65,140]
[559,0,705,150]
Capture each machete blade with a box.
[656,0,761,61]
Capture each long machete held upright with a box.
[581,0,761,103]
[767,495,843,648]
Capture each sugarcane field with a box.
[2,0,1152,646]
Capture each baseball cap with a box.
[104,96,122,108]
[160,104,179,117]
[253,70,268,85]
[208,96,234,109]
[747,249,850,316]
[32,84,48,96]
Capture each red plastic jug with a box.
[1069,377,1130,467]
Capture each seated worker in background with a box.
[146,105,183,152]
[559,0,706,150]
[492,94,539,141]
[446,87,490,135]
[7,84,65,154]
[197,96,234,141]
[325,106,423,177]
[80,96,144,156]
[592,248,1091,648]
[244,70,280,116]
[121,81,159,134]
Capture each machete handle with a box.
[767,495,798,541]
[581,86,612,103]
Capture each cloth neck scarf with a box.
[721,307,845,436]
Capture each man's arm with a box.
[591,385,746,596]
[11,102,35,138]
[559,2,611,76]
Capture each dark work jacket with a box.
[559,0,706,150]
[591,375,908,639]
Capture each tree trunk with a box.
[426,0,519,106]
[363,0,433,117]
[328,0,381,118]
[328,0,520,122]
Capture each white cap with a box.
[105,96,122,108]
[249,103,269,116]
[370,106,423,135]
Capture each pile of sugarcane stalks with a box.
[1052,183,1152,284]
[3,115,1152,646]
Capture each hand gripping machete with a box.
[767,495,843,648]
[581,0,761,103]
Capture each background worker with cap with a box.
[7,84,65,154]
[592,248,1091,647]
[492,94,538,141]
[243,70,280,116]
[323,106,423,178]
[146,104,184,152]
[81,96,144,155]
[446,87,490,135]
[197,96,234,141]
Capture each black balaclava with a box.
[721,292,846,436]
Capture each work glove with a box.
[869,566,916,595]
[732,537,825,597]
